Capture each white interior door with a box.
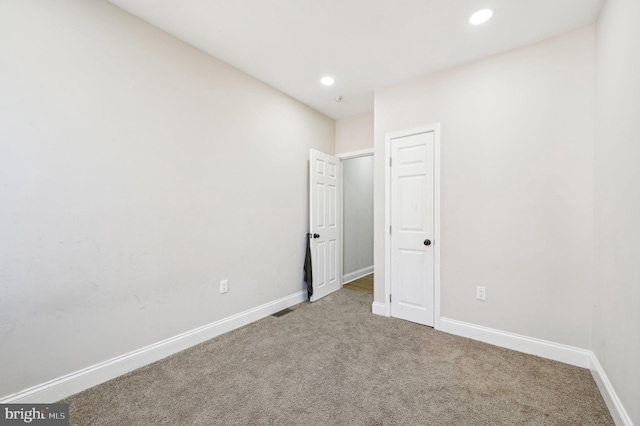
[309,149,342,302]
[390,131,435,326]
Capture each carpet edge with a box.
[0,290,308,404]
[438,317,591,367]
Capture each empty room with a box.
[1,0,638,425]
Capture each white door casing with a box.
[309,149,342,302]
[385,125,440,327]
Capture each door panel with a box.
[316,241,325,288]
[316,183,325,228]
[310,149,342,302]
[399,175,426,230]
[390,132,435,326]
[398,249,425,307]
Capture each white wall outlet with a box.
[476,286,486,300]
[220,279,228,294]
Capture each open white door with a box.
[309,149,342,302]
[389,130,435,326]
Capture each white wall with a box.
[593,0,640,423]
[335,111,374,154]
[342,156,374,275]
[374,27,595,349]
[0,0,334,398]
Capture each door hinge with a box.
[390,294,392,303]
[389,225,392,235]
[389,158,392,167]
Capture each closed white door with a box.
[390,131,435,326]
[309,149,342,302]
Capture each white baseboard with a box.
[590,353,633,426]
[342,266,374,285]
[371,302,386,316]
[438,317,591,368]
[0,291,307,404]
[439,318,633,424]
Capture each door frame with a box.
[384,124,441,329]
[336,148,375,288]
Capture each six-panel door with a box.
[309,149,341,302]
[390,131,435,326]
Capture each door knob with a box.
[424,239,431,246]
[314,233,320,239]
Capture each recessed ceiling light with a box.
[321,76,335,86]
[469,8,493,25]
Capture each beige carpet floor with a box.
[61,289,613,425]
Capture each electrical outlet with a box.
[476,286,486,300]
[220,279,228,294]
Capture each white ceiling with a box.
[108,0,604,119]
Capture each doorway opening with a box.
[308,148,374,301]
[338,149,374,295]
